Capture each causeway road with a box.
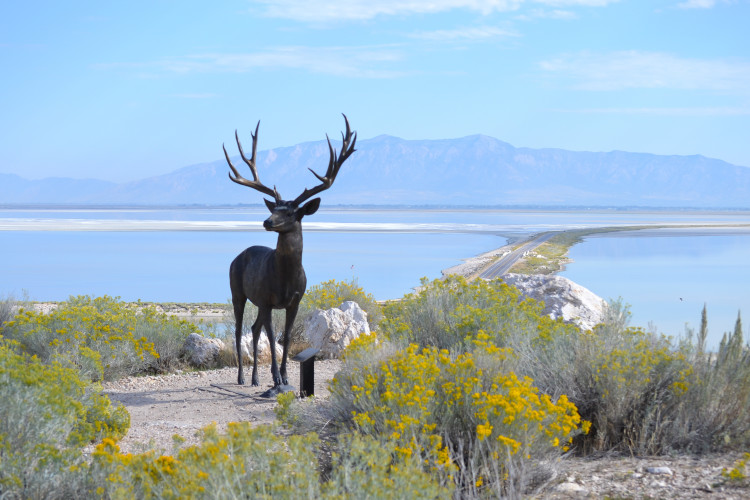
[478,232,557,279]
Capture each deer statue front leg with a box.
[251,311,267,386]
[280,302,300,386]
[262,311,283,387]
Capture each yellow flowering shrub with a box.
[89,423,320,499]
[331,332,585,496]
[722,453,750,486]
[570,322,694,454]
[325,433,451,499]
[3,295,198,380]
[0,338,129,499]
[381,276,575,352]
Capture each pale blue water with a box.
[560,229,750,349]
[0,206,511,302]
[1,207,749,350]
[0,230,502,303]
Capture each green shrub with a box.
[381,276,575,353]
[521,300,750,455]
[324,433,451,499]
[563,321,691,454]
[666,312,750,453]
[0,338,129,499]
[0,293,22,331]
[3,295,199,380]
[301,278,382,327]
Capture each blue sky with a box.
[1,0,748,182]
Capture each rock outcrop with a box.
[303,301,370,359]
[182,332,224,368]
[502,274,606,331]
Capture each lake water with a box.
[560,228,750,348]
[1,206,749,348]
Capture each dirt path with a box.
[102,360,341,454]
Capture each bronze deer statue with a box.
[224,114,356,389]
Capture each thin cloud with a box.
[539,51,750,92]
[535,0,618,5]
[251,0,618,22]
[552,106,750,116]
[676,0,717,8]
[410,25,520,41]
[103,45,408,79]
[515,8,578,19]
[170,93,218,99]
[675,0,737,8]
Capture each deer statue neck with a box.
[274,225,304,269]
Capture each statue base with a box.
[259,384,296,399]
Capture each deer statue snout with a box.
[262,208,298,233]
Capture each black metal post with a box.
[292,347,320,397]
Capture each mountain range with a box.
[2,134,749,208]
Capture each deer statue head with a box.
[224,114,356,392]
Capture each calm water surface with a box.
[561,229,750,349]
[1,230,502,304]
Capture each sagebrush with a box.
[2,295,199,380]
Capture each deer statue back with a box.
[223,115,356,389]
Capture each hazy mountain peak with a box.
[1,134,748,208]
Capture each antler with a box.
[224,121,280,200]
[293,114,357,206]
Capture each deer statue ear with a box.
[299,198,321,218]
[264,198,276,212]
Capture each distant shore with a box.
[443,223,750,279]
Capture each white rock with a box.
[182,333,224,368]
[303,301,370,359]
[239,332,283,362]
[646,466,673,476]
[555,482,587,494]
[502,274,607,331]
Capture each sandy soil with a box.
[102,360,342,454]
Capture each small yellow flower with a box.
[476,423,493,441]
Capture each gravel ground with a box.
[103,363,749,499]
[102,360,342,453]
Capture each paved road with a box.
[478,232,557,279]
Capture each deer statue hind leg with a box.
[231,293,247,385]
[259,309,283,387]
